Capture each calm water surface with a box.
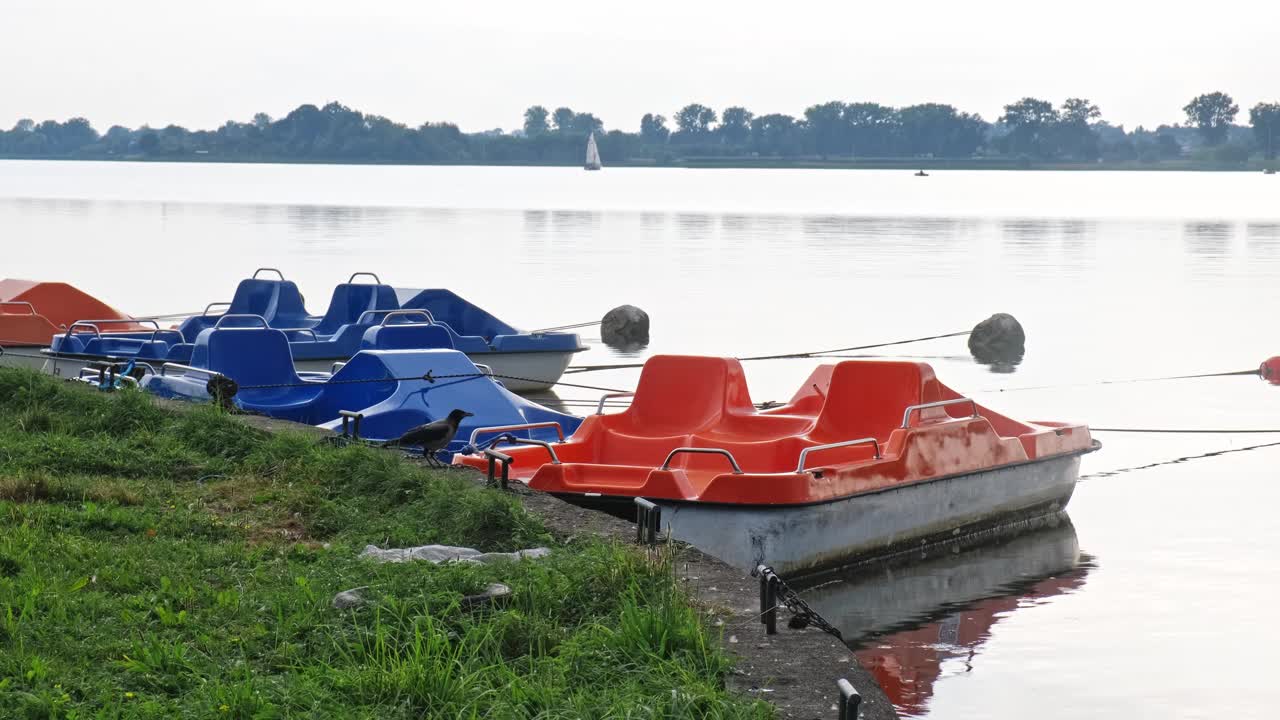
[3,161,1278,718]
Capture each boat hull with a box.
[0,346,52,373]
[295,350,576,393]
[36,347,577,395]
[1,347,97,379]
[574,449,1086,577]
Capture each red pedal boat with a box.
[458,355,1098,576]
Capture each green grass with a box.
[0,368,768,719]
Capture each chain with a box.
[751,565,844,640]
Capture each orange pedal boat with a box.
[0,279,140,347]
[1,279,145,375]
[458,355,1098,575]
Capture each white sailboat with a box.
[584,133,602,171]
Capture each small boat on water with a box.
[41,270,586,392]
[0,279,144,373]
[456,355,1098,576]
[584,133,602,171]
[141,324,580,455]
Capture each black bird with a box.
[386,409,473,467]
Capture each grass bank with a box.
[0,368,769,719]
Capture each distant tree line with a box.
[2,93,1278,166]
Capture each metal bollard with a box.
[338,410,363,440]
[757,565,778,635]
[837,678,861,720]
[483,448,513,490]
[634,497,660,545]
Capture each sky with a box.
[2,0,1276,134]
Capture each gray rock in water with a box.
[601,305,650,348]
[332,586,368,610]
[968,313,1025,365]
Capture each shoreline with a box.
[1,154,1273,173]
[222,400,901,719]
[0,371,898,719]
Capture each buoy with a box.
[968,313,1025,365]
[601,305,650,349]
[1262,357,1280,385]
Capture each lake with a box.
[3,160,1278,718]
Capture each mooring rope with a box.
[985,368,1260,393]
[1081,440,1280,480]
[566,329,972,374]
[529,320,601,333]
[1090,427,1280,434]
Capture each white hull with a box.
[650,452,1085,577]
[19,349,575,395]
[1,348,97,380]
[294,350,577,393]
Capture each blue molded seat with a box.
[192,327,301,386]
[361,323,455,350]
[310,283,400,336]
[178,278,316,338]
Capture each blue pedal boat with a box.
[140,323,581,458]
[45,270,586,393]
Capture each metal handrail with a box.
[65,322,101,338]
[330,361,347,373]
[252,268,285,280]
[469,421,566,447]
[371,309,434,326]
[596,391,636,415]
[0,301,36,315]
[202,302,232,316]
[473,363,494,377]
[490,435,562,464]
[347,272,382,284]
[160,362,224,379]
[64,318,159,340]
[213,314,269,329]
[280,327,319,342]
[795,437,880,473]
[660,447,744,474]
[901,398,980,428]
[145,328,186,345]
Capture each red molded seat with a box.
[609,355,754,436]
[809,361,943,444]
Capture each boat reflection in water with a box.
[800,516,1091,718]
